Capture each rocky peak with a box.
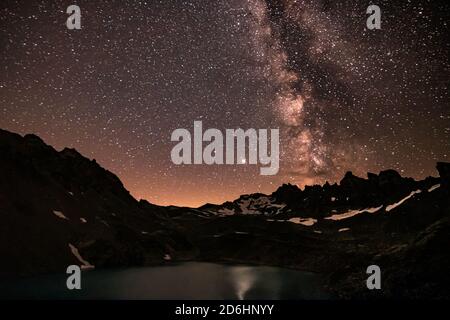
[378,169,403,186]
[272,183,302,204]
[339,171,367,188]
[437,162,450,186]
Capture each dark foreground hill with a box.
[0,128,449,299]
[0,129,194,277]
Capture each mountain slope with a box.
[0,129,193,277]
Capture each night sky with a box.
[1,0,449,207]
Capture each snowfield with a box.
[52,210,69,220]
[428,184,440,192]
[325,206,383,221]
[288,217,317,226]
[386,190,422,212]
[68,243,94,270]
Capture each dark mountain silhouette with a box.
[0,128,449,299]
[0,129,194,277]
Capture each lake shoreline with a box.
[0,262,331,300]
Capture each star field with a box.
[0,0,449,206]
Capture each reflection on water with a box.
[229,266,256,300]
[0,262,330,300]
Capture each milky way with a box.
[0,0,449,206]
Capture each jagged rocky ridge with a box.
[0,128,449,299]
[200,169,440,219]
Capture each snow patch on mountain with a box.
[237,196,285,215]
[68,243,94,270]
[53,210,68,220]
[386,190,422,212]
[163,254,172,261]
[210,195,287,216]
[325,206,383,221]
[217,208,235,216]
[428,184,440,192]
[288,217,317,226]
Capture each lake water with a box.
[0,262,330,299]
